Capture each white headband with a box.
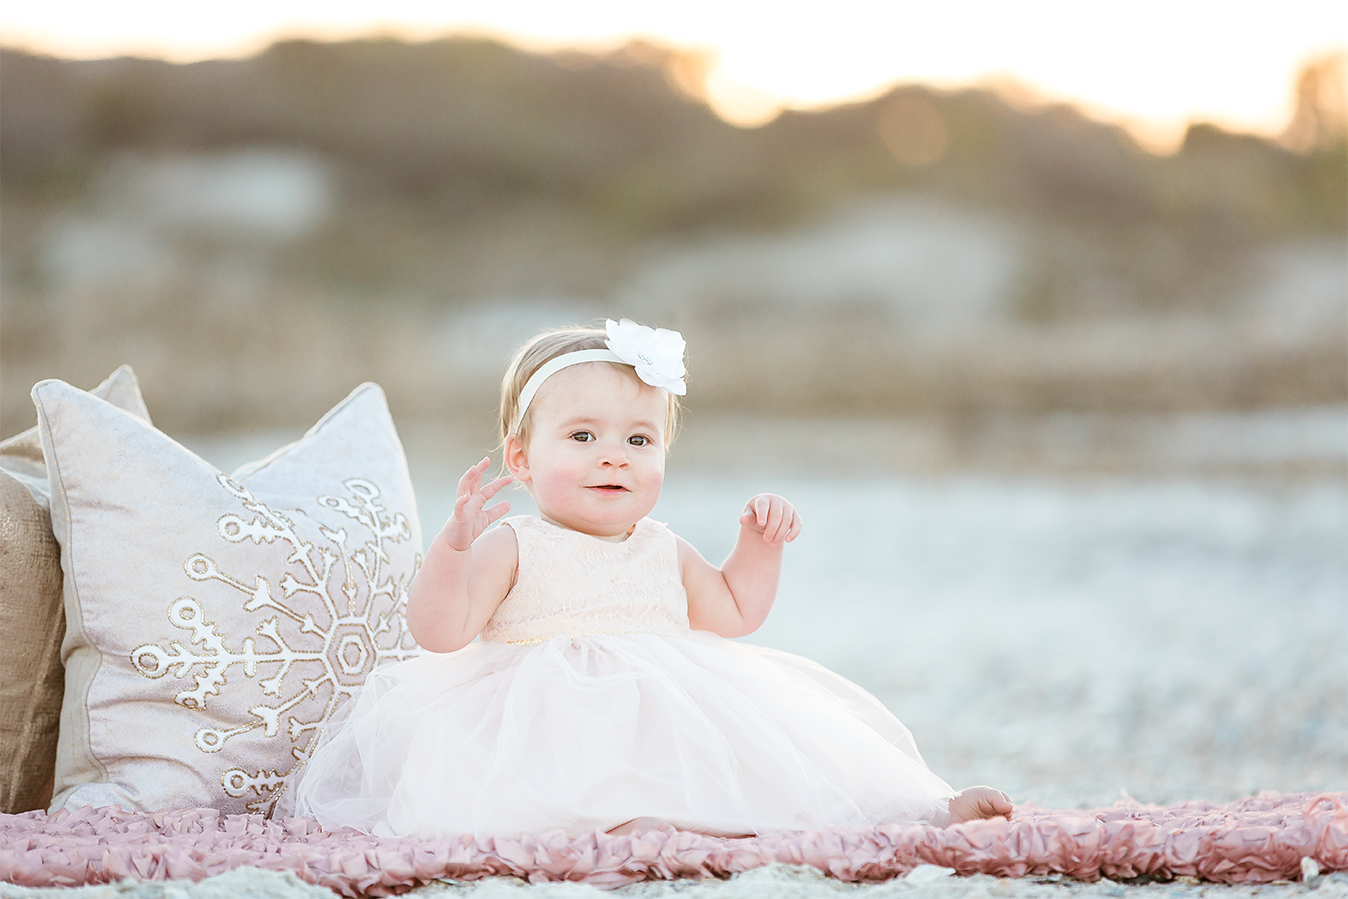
[511,319,687,434]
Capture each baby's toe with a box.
[949,787,1014,823]
[607,817,676,836]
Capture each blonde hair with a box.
[500,325,682,448]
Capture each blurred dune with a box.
[1,39,1344,458]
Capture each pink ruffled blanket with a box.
[2,792,1343,895]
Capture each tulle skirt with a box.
[291,631,955,838]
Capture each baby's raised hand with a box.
[440,457,513,552]
[739,494,802,546]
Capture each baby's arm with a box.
[407,457,518,653]
[680,494,802,638]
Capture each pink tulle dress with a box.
[291,515,955,838]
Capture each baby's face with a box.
[507,362,667,541]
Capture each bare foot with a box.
[948,786,1013,823]
[607,816,676,836]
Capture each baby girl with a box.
[294,319,1012,837]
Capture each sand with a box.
[1,863,1344,898]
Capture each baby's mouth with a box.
[587,484,629,492]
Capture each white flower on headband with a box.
[605,319,687,396]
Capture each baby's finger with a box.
[481,499,512,529]
[754,496,771,527]
[771,507,796,544]
[480,475,514,500]
[456,466,475,498]
[740,499,764,530]
[763,501,785,542]
[457,457,488,496]
[454,489,484,521]
[784,510,803,542]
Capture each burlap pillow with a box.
[35,380,422,816]
[0,366,151,814]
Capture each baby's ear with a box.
[504,435,531,482]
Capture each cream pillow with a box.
[35,380,422,816]
[0,366,151,814]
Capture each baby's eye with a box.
[569,431,594,443]
[628,435,650,447]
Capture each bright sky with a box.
[2,1,1345,150]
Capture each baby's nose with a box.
[599,443,630,466]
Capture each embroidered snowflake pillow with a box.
[34,380,422,816]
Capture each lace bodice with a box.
[481,516,690,644]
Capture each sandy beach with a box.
[2,849,1345,897]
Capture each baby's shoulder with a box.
[640,517,675,538]
[474,521,519,575]
[638,518,685,553]
[483,518,523,544]
[643,521,696,570]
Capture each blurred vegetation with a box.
[1,39,1344,436]
[4,39,1343,235]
